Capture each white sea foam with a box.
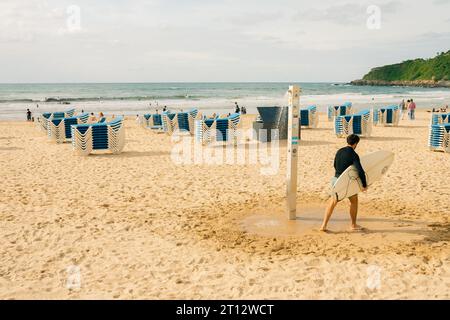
[1,83,449,120]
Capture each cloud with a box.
[433,0,450,4]
[0,0,85,43]
[416,31,450,41]
[0,0,447,82]
[293,1,402,26]
[228,11,284,26]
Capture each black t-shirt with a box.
[334,146,367,188]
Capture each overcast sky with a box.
[0,0,449,83]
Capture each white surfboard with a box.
[331,150,394,201]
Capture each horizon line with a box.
[0,81,349,85]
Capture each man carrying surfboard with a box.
[320,134,368,232]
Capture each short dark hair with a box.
[347,134,360,146]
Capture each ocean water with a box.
[1,82,449,120]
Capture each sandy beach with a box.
[0,110,448,299]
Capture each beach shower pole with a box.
[286,85,300,220]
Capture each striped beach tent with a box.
[141,113,164,130]
[373,105,400,126]
[428,123,450,153]
[431,113,450,125]
[162,109,199,135]
[71,117,125,156]
[195,113,241,145]
[40,108,76,131]
[335,109,372,138]
[328,102,353,121]
[300,105,319,128]
[47,113,89,143]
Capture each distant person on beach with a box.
[235,102,240,114]
[320,134,367,232]
[405,100,411,119]
[400,99,406,119]
[408,99,416,120]
[441,105,448,112]
[241,106,247,114]
[89,113,97,122]
[163,106,167,112]
[26,109,32,121]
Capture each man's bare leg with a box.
[349,195,364,230]
[320,196,338,232]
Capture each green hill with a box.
[363,51,450,81]
[351,51,450,87]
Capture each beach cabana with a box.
[195,113,241,145]
[162,109,198,135]
[141,113,163,130]
[431,113,450,125]
[328,102,353,121]
[335,109,372,138]
[40,108,76,130]
[428,123,450,153]
[47,113,89,143]
[373,105,400,126]
[300,105,319,128]
[71,117,125,156]
[194,115,218,145]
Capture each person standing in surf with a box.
[406,99,411,118]
[400,99,406,119]
[408,99,416,120]
[320,134,368,232]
